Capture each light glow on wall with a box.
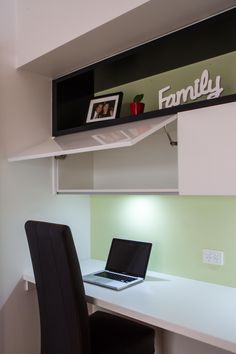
[125,196,155,217]
[121,196,160,233]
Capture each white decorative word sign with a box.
[158,69,224,109]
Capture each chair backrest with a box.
[25,220,91,354]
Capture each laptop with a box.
[83,238,152,290]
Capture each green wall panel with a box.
[97,51,236,116]
[91,196,236,287]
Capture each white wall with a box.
[0,157,90,302]
[0,1,90,353]
[16,0,149,67]
[0,0,90,303]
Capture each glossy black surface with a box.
[105,238,152,278]
[52,8,236,137]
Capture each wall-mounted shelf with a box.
[11,8,236,195]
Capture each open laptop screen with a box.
[105,238,152,278]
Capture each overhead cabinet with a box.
[10,100,236,194]
[9,114,178,193]
[9,8,236,195]
[178,101,236,195]
[55,100,236,195]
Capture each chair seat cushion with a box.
[90,311,155,354]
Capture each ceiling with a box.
[19,0,236,77]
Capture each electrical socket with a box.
[202,249,224,265]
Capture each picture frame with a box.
[86,92,123,123]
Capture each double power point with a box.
[202,249,224,265]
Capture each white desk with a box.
[23,259,236,353]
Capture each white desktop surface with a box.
[23,259,236,353]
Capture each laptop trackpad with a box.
[84,274,115,285]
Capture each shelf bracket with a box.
[164,126,177,146]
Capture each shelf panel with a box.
[9,115,177,162]
[56,189,179,195]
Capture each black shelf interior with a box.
[52,8,236,137]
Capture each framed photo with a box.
[86,92,123,123]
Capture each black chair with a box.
[25,220,155,354]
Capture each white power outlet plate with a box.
[202,249,224,265]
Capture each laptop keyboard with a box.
[95,271,137,283]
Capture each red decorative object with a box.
[130,102,145,116]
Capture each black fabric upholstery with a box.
[90,311,155,354]
[25,220,155,354]
[25,221,91,354]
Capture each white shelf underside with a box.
[9,115,177,162]
[56,189,179,195]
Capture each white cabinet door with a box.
[178,101,236,195]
